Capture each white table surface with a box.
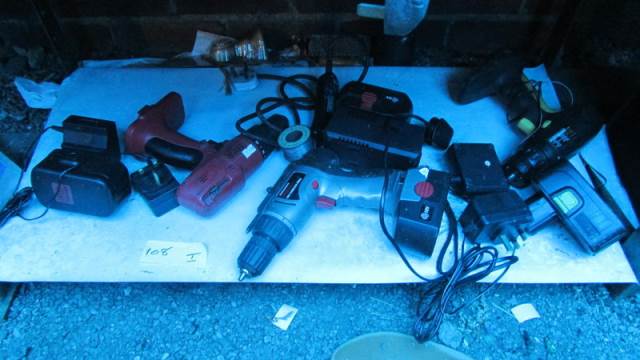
[0,66,637,283]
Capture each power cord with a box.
[356,56,370,83]
[510,79,575,143]
[235,59,372,146]
[12,125,64,194]
[235,73,317,146]
[1,125,66,228]
[18,164,77,221]
[378,143,518,343]
[0,187,34,228]
[524,80,544,140]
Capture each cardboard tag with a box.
[272,304,299,331]
[139,241,207,269]
[511,303,540,323]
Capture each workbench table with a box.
[1,66,637,283]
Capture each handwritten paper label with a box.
[139,241,207,269]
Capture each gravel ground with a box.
[1,49,640,360]
[1,283,640,359]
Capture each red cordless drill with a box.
[125,92,286,215]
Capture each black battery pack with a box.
[31,149,131,216]
[394,167,450,257]
[530,160,628,254]
[31,117,131,217]
[323,81,424,170]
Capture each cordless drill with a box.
[501,106,629,253]
[125,92,285,215]
[502,105,603,188]
[236,148,450,280]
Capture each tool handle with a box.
[324,172,396,210]
[312,63,340,132]
[126,92,212,167]
[144,138,203,169]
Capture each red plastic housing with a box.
[125,92,265,216]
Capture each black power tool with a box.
[31,116,131,217]
[502,106,603,188]
[451,56,542,130]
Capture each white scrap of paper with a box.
[510,303,540,323]
[191,30,217,56]
[139,240,207,269]
[13,77,60,109]
[271,304,299,331]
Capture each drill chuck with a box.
[237,234,279,279]
[238,215,295,279]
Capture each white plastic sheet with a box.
[0,66,636,283]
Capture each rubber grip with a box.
[237,235,278,277]
[145,137,202,169]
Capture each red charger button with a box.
[316,196,337,208]
[414,181,435,199]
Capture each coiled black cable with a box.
[12,125,63,194]
[235,74,317,146]
[0,187,33,228]
[1,125,70,227]
[378,143,518,343]
[235,60,371,146]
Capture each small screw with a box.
[484,160,491,167]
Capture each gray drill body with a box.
[238,149,403,278]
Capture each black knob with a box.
[425,117,454,150]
